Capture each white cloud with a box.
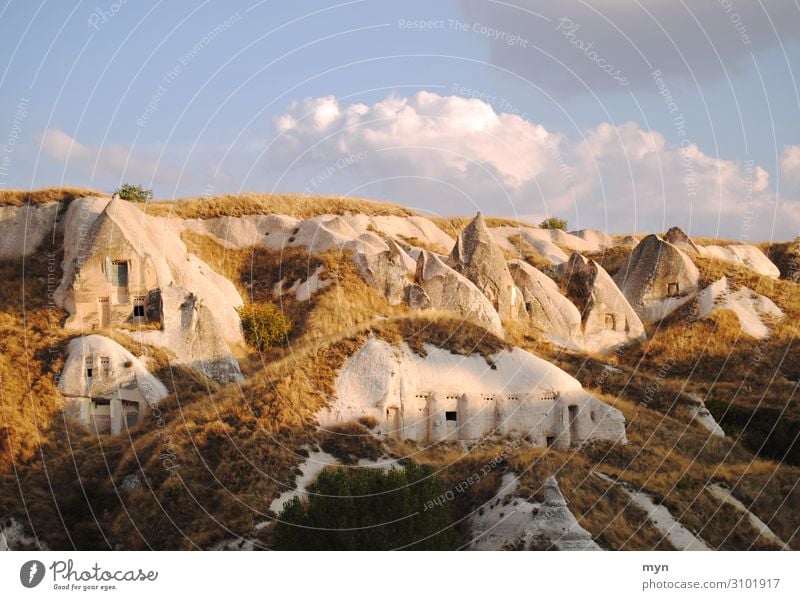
[781,144,800,185]
[40,128,177,186]
[271,91,797,239]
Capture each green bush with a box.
[539,216,567,230]
[236,302,292,350]
[274,462,460,550]
[114,183,153,203]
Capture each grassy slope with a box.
[1,189,798,549]
[0,187,105,207]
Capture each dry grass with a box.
[396,235,449,255]
[759,240,800,281]
[139,192,414,220]
[429,216,533,240]
[585,245,633,277]
[369,312,509,361]
[0,187,103,206]
[505,232,555,273]
[3,190,800,549]
[318,421,384,464]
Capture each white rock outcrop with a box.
[685,393,724,437]
[410,250,504,337]
[0,517,48,551]
[353,239,416,305]
[0,203,60,258]
[699,244,780,278]
[320,337,627,447]
[508,259,583,348]
[569,229,615,250]
[706,484,790,550]
[696,276,783,339]
[561,253,646,352]
[663,226,700,254]
[526,477,601,550]
[449,213,522,321]
[595,473,709,550]
[55,197,244,383]
[59,335,167,434]
[614,235,700,323]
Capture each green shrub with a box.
[539,216,567,230]
[274,462,460,550]
[236,302,292,349]
[114,183,153,203]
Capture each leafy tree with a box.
[236,302,292,349]
[113,183,153,203]
[539,216,567,231]
[274,462,460,550]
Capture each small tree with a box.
[539,216,567,231]
[114,183,153,203]
[236,302,292,350]
[274,462,459,550]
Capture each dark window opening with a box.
[86,368,93,378]
[590,411,597,422]
[111,260,129,286]
[546,436,555,448]
[524,302,532,313]
[667,282,679,297]
[445,411,457,422]
[133,305,145,317]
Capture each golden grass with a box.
[0,187,102,206]
[139,192,414,220]
[584,245,632,277]
[396,235,449,255]
[504,232,554,272]
[429,216,533,240]
[2,191,800,549]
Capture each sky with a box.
[1,0,800,240]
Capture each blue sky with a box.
[2,0,800,239]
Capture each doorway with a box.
[98,297,111,327]
[568,405,579,446]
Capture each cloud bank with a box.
[271,91,795,240]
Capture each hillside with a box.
[0,188,798,551]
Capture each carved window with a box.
[445,411,457,422]
[133,296,146,317]
[667,282,679,297]
[605,313,616,330]
[85,356,93,378]
[111,260,128,286]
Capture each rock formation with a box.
[59,335,168,434]
[0,517,48,551]
[560,253,646,352]
[664,226,700,254]
[613,235,700,323]
[449,212,522,320]
[569,229,615,250]
[699,244,781,278]
[320,337,627,447]
[0,203,60,258]
[696,276,784,339]
[508,259,583,348]
[410,250,504,337]
[353,239,416,305]
[55,197,244,383]
[526,477,601,550]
